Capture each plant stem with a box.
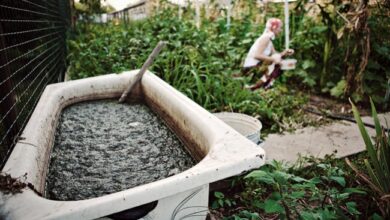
[277,184,292,220]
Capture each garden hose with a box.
[303,107,390,132]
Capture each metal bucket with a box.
[214,112,262,144]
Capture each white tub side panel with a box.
[2,85,61,190]
[144,185,209,220]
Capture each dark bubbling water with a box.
[45,99,195,201]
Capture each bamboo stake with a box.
[118,41,166,103]
[284,0,289,50]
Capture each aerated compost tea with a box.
[46,100,195,201]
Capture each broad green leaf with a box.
[319,208,337,219]
[245,170,275,184]
[211,200,219,209]
[302,60,316,70]
[330,80,346,98]
[273,171,292,184]
[218,199,224,207]
[309,177,322,185]
[214,191,224,199]
[252,200,263,209]
[300,211,320,220]
[317,163,329,170]
[371,213,384,220]
[311,26,327,33]
[344,188,366,195]
[263,199,284,214]
[292,176,308,183]
[238,210,261,219]
[329,176,346,187]
[375,46,389,56]
[337,192,350,200]
[290,191,305,199]
[270,192,282,200]
[225,199,232,207]
[346,202,361,215]
[242,39,252,44]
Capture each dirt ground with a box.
[306,94,371,116]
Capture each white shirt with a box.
[243,31,275,68]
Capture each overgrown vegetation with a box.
[286,0,389,105]
[67,2,390,218]
[68,9,312,134]
[68,1,389,134]
[211,155,383,219]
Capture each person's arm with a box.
[280,49,294,57]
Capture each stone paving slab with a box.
[361,112,390,128]
[261,113,390,164]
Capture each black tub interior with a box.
[45,99,195,201]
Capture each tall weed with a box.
[349,99,390,217]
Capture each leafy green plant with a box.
[67,9,309,134]
[211,191,236,209]
[349,98,390,217]
[224,210,260,220]
[69,0,390,110]
[243,160,366,219]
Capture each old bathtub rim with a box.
[0,70,265,220]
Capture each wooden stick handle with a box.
[119,41,167,103]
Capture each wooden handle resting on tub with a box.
[119,41,167,103]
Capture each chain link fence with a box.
[0,0,70,168]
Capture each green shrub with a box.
[242,160,366,219]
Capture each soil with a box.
[306,94,370,117]
[0,173,26,194]
[298,94,372,128]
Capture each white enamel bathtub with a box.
[0,70,265,220]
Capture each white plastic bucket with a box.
[214,112,262,144]
[281,59,297,70]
